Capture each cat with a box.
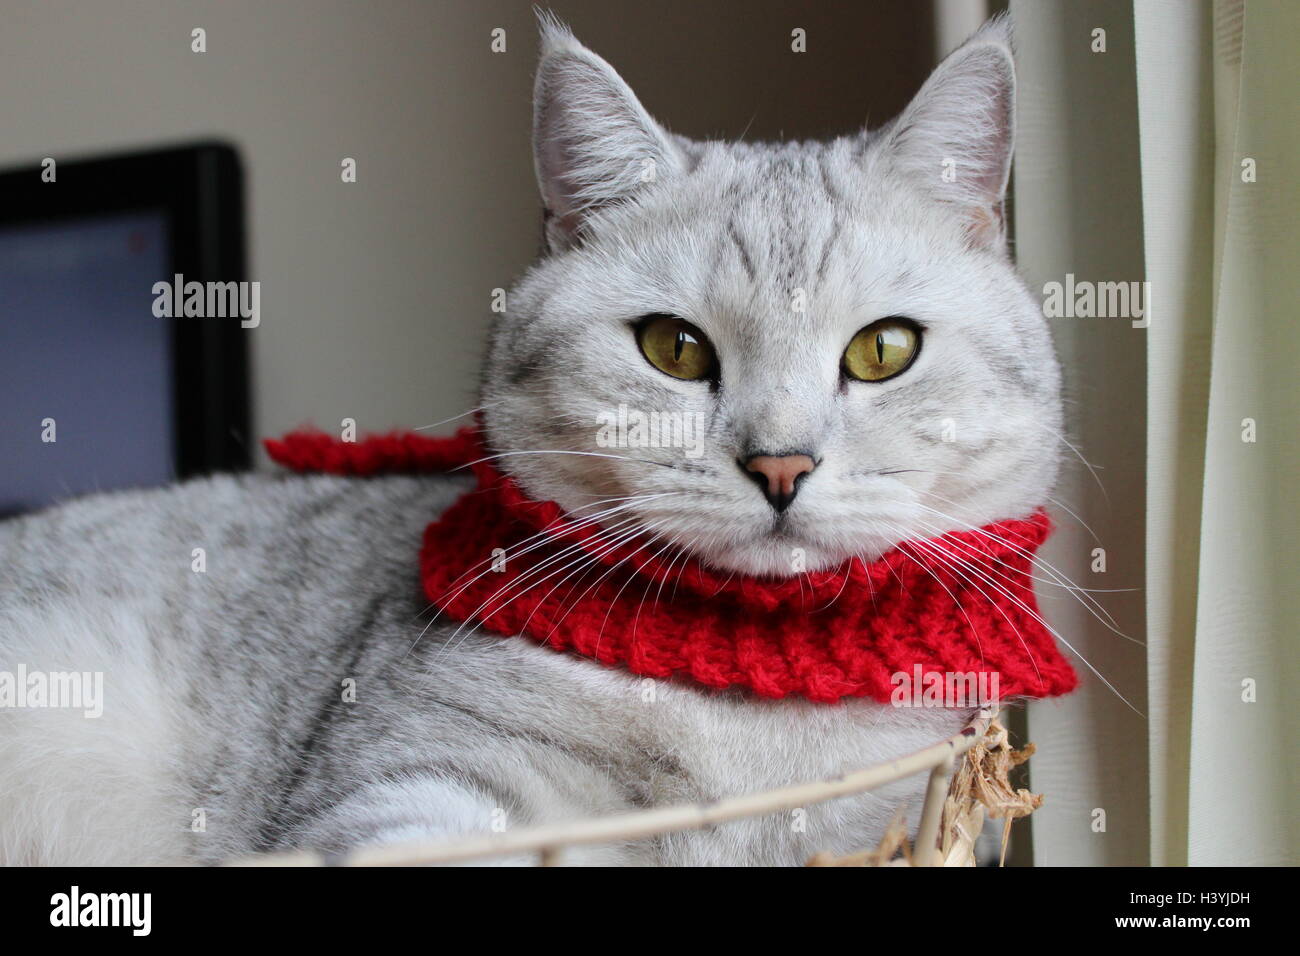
[0,15,1063,866]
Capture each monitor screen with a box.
[0,210,175,515]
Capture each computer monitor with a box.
[0,143,250,516]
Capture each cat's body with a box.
[0,473,963,865]
[1,16,1062,865]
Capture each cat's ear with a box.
[532,17,684,250]
[883,16,1015,250]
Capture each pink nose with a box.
[743,454,816,512]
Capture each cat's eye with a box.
[842,318,921,382]
[635,315,717,381]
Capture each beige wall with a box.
[1,0,931,459]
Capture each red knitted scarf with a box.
[265,427,1077,705]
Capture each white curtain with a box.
[1135,0,1298,866]
[1009,0,1298,865]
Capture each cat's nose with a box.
[741,453,816,513]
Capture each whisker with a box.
[436,517,659,662]
[897,519,1143,714]
[1029,420,1110,506]
[429,493,679,613]
[538,518,681,653]
[518,518,674,641]
[410,509,652,661]
[910,501,1139,644]
[402,490,679,628]
[594,529,680,658]
[410,401,500,432]
[455,450,678,471]
[629,536,690,648]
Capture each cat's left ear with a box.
[532,18,685,251]
[883,16,1015,250]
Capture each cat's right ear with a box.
[532,17,683,251]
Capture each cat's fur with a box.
[0,16,1061,866]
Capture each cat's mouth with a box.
[660,502,914,577]
[766,513,799,538]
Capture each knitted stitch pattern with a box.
[265,427,1078,705]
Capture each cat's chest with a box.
[491,640,973,803]
[632,681,973,864]
[655,683,971,793]
[419,626,972,862]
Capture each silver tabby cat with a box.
[0,16,1062,865]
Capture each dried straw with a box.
[807,714,1042,867]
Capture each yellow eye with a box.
[636,315,716,381]
[843,319,920,382]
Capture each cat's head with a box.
[482,15,1061,577]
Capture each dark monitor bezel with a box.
[0,141,251,478]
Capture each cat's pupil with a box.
[875,333,885,364]
[674,332,686,362]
